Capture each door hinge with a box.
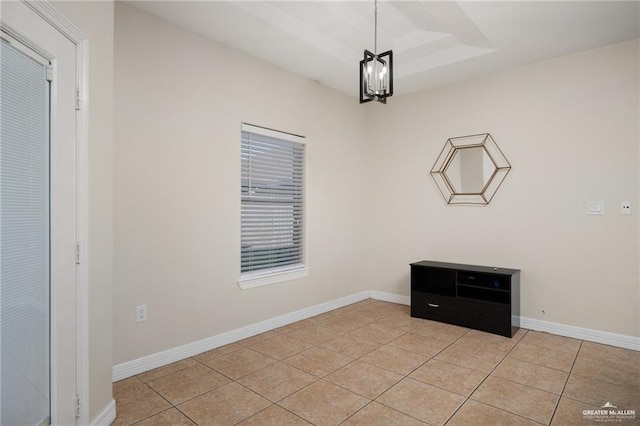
[46,64,53,82]
[75,394,81,418]
[76,243,81,265]
[75,88,83,110]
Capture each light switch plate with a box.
[587,201,604,215]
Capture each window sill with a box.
[238,265,310,290]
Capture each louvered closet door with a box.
[0,39,51,425]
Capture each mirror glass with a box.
[444,147,496,194]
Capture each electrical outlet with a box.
[136,304,147,323]
[621,202,632,215]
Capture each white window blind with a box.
[241,124,305,276]
[0,39,51,425]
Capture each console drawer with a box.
[411,292,457,323]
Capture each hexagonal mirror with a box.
[430,133,511,205]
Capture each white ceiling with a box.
[125,1,640,97]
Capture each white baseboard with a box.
[113,290,639,382]
[518,316,640,351]
[369,291,640,351]
[90,399,116,426]
[369,290,410,306]
[112,291,370,381]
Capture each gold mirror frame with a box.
[430,133,511,205]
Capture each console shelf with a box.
[410,260,520,337]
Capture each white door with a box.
[1,36,51,426]
[1,2,79,424]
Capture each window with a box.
[239,123,308,289]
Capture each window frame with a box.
[238,123,309,290]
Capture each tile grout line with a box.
[439,331,506,425]
[128,406,174,426]
[272,315,462,423]
[228,380,292,425]
[139,353,271,411]
[237,306,404,423]
[336,309,437,425]
[209,305,411,424]
[276,306,416,424]
[153,355,268,418]
[501,351,577,374]
[147,358,235,426]
[482,332,578,394]
[442,329,538,426]
[366,325,474,425]
[286,310,418,421]
[173,404,201,426]
[547,339,584,425]
[338,399,429,426]
[459,329,592,425]
[126,378,178,426]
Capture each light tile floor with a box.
[113,299,640,425]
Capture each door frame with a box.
[2,1,89,424]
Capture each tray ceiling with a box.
[125,1,640,97]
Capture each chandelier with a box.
[359,0,393,104]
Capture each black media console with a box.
[410,260,520,337]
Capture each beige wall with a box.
[367,39,639,337]
[113,3,370,364]
[113,3,639,368]
[51,1,114,422]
